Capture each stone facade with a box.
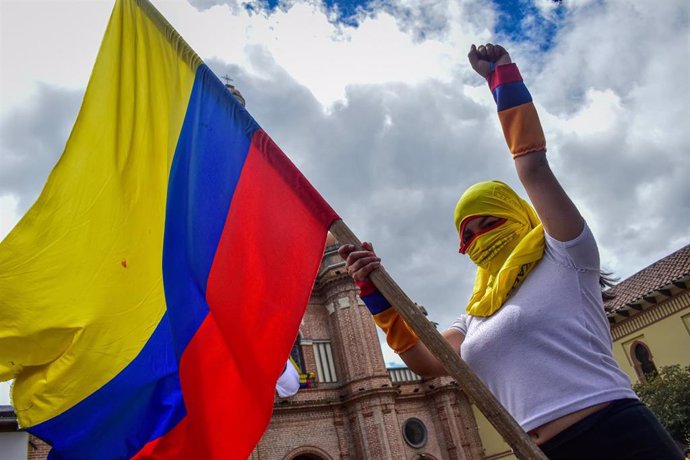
[251,241,484,460]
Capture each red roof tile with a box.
[604,244,690,312]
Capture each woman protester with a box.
[338,44,682,459]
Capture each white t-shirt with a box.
[450,224,637,432]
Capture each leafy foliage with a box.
[633,365,690,445]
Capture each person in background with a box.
[276,357,301,398]
[339,44,682,459]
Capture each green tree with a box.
[633,365,690,445]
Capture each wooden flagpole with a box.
[329,219,548,460]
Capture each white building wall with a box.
[0,431,28,460]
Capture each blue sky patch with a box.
[323,0,368,25]
[491,0,565,52]
[247,0,566,45]
[254,0,373,26]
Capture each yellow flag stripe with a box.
[0,0,198,426]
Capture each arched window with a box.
[290,334,305,373]
[284,446,333,460]
[630,341,658,382]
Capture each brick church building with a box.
[250,235,485,459]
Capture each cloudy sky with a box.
[1,0,689,402]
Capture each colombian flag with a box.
[0,0,338,458]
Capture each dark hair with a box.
[600,271,618,302]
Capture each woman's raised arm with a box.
[468,44,584,241]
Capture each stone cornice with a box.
[611,290,690,341]
[607,273,689,324]
[272,385,401,414]
[272,379,465,415]
[315,265,354,291]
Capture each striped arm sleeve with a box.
[489,63,546,157]
[357,280,419,353]
[357,279,392,314]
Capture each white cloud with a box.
[0,195,19,241]
[533,0,690,275]
[0,1,112,113]
[545,89,624,136]
[0,381,11,405]
[155,0,488,106]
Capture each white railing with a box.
[388,367,422,383]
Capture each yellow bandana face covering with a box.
[454,181,545,317]
[466,224,520,273]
